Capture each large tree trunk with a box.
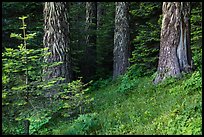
[154,2,193,84]
[84,2,97,82]
[113,2,130,79]
[43,2,72,83]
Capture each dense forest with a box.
[2,2,202,135]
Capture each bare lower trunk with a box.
[154,2,193,84]
[43,2,72,83]
[113,2,130,79]
[23,120,30,135]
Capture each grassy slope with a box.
[47,68,201,135]
[87,72,201,135]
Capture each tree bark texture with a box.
[113,2,130,79]
[43,2,72,83]
[84,2,97,82]
[154,2,193,84]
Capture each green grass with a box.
[39,69,202,135]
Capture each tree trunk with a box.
[97,2,104,27]
[23,120,30,135]
[84,2,97,82]
[154,2,193,84]
[43,2,72,83]
[113,2,130,79]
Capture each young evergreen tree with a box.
[43,2,72,83]
[113,2,130,79]
[154,2,193,84]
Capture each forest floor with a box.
[39,68,202,135]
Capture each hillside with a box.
[2,2,202,135]
[39,66,202,135]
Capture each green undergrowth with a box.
[41,67,202,135]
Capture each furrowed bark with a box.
[113,2,130,79]
[43,2,72,83]
[154,2,193,84]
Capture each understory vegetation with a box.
[3,65,202,135]
[2,2,202,135]
[36,63,201,135]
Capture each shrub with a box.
[2,16,93,135]
[64,113,99,135]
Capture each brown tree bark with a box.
[84,2,97,82]
[154,2,193,84]
[43,2,72,83]
[113,2,130,79]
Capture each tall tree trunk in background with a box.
[84,2,97,82]
[96,2,104,76]
[97,2,104,27]
[43,2,72,83]
[113,2,130,79]
[154,2,193,84]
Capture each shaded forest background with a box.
[2,2,163,81]
[2,2,202,80]
[2,2,202,135]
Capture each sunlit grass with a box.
[39,69,202,135]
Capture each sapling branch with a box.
[21,16,30,135]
